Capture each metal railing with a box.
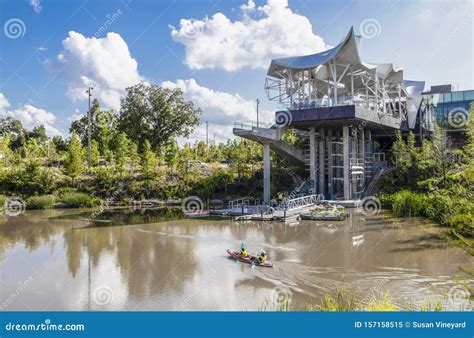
[233,121,274,130]
[281,194,323,210]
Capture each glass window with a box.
[463,90,474,101]
[451,92,463,102]
[443,93,451,102]
[432,93,441,105]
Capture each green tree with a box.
[128,142,140,172]
[113,132,129,175]
[392,131,411,177]
[65,132,84,185]
[69,99,117,154]
[118,84,201,150]
[140,140,157,188]
[430,126,454,188]
[91,139,100,166]
[52,135,67,152]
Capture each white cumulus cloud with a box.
[162,78,271,144]
[0,93,10,114]
[53,31,143,111]
[162,78,268,125]
[29,0,42,13]
[1,101,62,137]
[170,0,328,71]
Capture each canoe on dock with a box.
[300,212,347,221]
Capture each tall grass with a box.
[387,190,426,217]
[27,195,56,210]
[59,192,101,208]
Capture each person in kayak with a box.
[240,243,248,257]
[257,250,267,264]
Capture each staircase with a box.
[362,166,396,197]
[233,122,306,163]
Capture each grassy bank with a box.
[264,288,452,312]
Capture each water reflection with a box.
[0,208,472,311]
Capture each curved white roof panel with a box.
[268,27,405,84]
[268,27,362,78]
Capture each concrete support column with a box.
[343,126,350,200]
[309,127,316,193]
[263,143,271,203]
[319,128,325,197]
[351,128,358,197]
[359,128,365,188]
[327,130,333,199]
[367,129,372,155]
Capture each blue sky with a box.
[0,0,472,142]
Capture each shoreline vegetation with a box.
[0,87,472,244]
[377,103,474,251]
[263,288,470,312]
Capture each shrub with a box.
[59,192,101,208]
[27,195,56,210]
[366,294,397,311]
[391,190,426,217]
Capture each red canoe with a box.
[227,249,273,268]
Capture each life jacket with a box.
[240,248,248,257]
[258,254,267,263]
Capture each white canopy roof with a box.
[267,27,404,86]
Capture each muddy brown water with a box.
[0,208,472,311]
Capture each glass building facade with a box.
[420,87,474,131]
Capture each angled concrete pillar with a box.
[309,127,316,192]
[263,143,271,203]
[327,129,333,199]
[343,126,350,200]
[319,128,325,196]
[359,128,365,192]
